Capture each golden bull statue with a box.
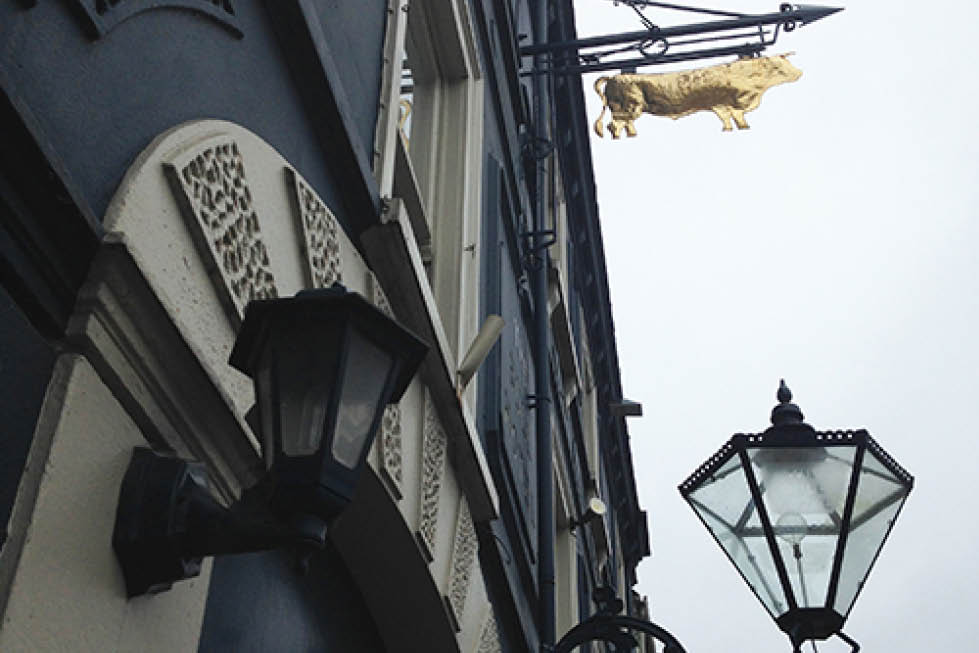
[593,54,802,138]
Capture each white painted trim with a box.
[362,199,499,523]
[374,0,411,195]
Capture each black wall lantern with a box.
[113,285,427,597]
[679,381,913,652]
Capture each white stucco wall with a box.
[0,355,212,652]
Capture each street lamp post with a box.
[679,381,913,652]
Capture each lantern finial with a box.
[777,378,792,403]
[771,379,804,425]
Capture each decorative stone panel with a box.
[416,389,447,562]
[165,140,277,325]
[378,402,403,500]
[369,269,394,319]
[287,168,343,288]
[444,496,477,632]
[476,609,501,653]
[368,272,403,498]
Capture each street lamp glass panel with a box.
[751,446,856,608]
[332,329,395,469]
[687,456,785,617]
[833,450,910,616]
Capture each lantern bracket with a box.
[112,447,318,598]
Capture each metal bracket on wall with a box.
[520,229,556,270]
[522,229,556,253]
[527,393,552,410]
[522,135,555,161]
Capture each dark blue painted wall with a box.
[0,1,384,235]
[0,284,55,551]
[198,546,385,652]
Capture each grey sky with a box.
[574,1,979,650]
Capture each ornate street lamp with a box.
[679,381,913,652]
[113,284,427,596]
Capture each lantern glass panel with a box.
[332,329,395,469]
[751,446,856,608]
[251,325,344,461]
[688,456,785,617]
[256,365,276,465]
[833,450,909,616]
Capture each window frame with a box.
[374,0,484,407]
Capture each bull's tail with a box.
[593,76,610,138]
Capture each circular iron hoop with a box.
[554,614,687,653]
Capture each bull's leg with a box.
[732,109,750,130]
[609,120,623,139]
[624,120,638,137]
[712,106,734,131]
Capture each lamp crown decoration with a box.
[771,379,805,426]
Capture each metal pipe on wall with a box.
[531,0,556,651]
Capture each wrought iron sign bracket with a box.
[520,3,842,76]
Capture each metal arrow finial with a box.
[792,5,845,27]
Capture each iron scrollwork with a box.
[554,587,688,653]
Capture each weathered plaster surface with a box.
[0,356,211,652]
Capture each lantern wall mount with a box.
[112,285,428,597]
[679,381,913,652]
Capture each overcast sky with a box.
[573,1,979,651]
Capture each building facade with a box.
[0,1,649,651]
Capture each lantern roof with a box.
[679,429,914,496]
[230,284,428,403]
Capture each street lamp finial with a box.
[772,379,804,425]
[777,378,792,403]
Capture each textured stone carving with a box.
[417,390,447,562]
[73,1,242,39]
[165,141,277,324]
[368,272,403,498]
[369,270,394,319]
[445,496,477,632]
[477,609,502,653]
[378,404,403,499]
[287,168,342,288]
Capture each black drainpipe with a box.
[531,0,555,651]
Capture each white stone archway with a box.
[0,120,501,652]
